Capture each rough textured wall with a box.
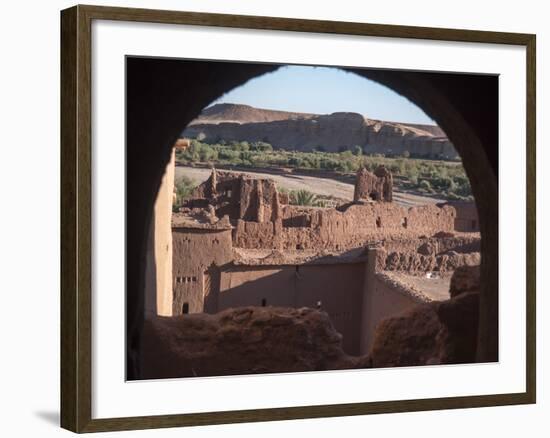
[354,166,393,202]
[360,249,423,354]
[144,149,175,317]
[375,234,481,275]
[450,265,480,298]
[380,235,480,255]
[232,220,282,249]
[366,302,442,367]
[239,177,281,222]
[172,228,232,315]
[186,170,282,223]
[140,307,358,379]
[358,247,475,355]
[441,201,480,232]
[234,203,456,250]
[218,263,366,355]
[365,264,480,367]
[384,250,481,274]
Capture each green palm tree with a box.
[291,190,318,206]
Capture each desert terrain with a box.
[175,165,445,208]
[183,103,457,159]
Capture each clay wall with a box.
[172,227,232,315]
[379,235,480,255]
[354,166,393,202]
[441,201,479,232]
[238,178,280,222]
[384,250,481,274]
[217,262,366,354]
[359,248,423,354]
[144,148,175,317]
[232,220,282,249]
[218,266,295,308]
[186,170,282,223]
[361,273,422,354]
[234,203,456,251]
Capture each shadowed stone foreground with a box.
[365,265,480,367]
[140,265,481,379]
[140,306,358,379]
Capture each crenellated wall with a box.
[170,167,478,358]
[234,203,456,250]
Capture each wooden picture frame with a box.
[61,4,536,433]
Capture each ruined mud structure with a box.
[127,58,498,381]
[354,165,393,202]
[163,166,481,357]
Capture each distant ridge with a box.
[194,103,445,136]
[184,103,457,160]
[195,103,317,125]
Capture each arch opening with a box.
[129,58,497,380]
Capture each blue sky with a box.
[210,65,436,125]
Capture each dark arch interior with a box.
[126,57,498,379]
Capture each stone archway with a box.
[126,57,497,378]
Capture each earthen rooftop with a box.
[376,271,451,303]
[232,247,369,266]
[171,210,232,230]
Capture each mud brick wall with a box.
[354,166,393,202]
[234,203,456,250]
[172,227,233,315]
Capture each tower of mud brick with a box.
[354,165,393,203]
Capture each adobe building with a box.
[144,148,175,317]
[153,166,481,356]
[440,200,480,232]
[171,212,232,315]
[218,252,367,354]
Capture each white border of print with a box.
[92,19,526,419]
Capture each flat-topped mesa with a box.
[354,165,393,203]
[183,103,458,159]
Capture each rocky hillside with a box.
[195,103,317,124]
[183,103,458,160]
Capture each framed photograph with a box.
[60,4,536,433]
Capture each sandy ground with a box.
[175,165,445,208]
